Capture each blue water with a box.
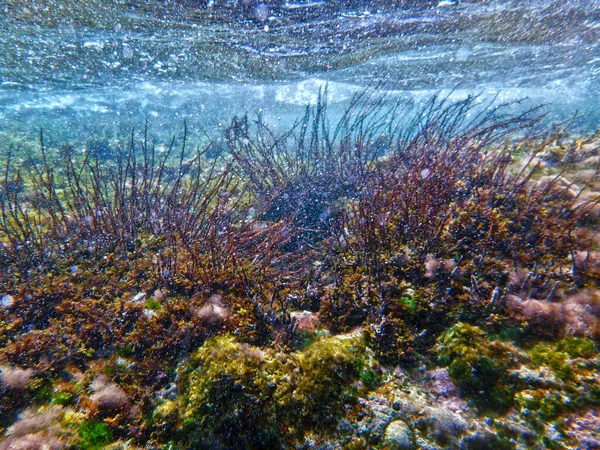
[1,0,599,142]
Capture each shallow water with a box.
[1,0,599,141]
[2,2,600,448]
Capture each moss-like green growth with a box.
[150,399,180,442]
[515,389,568,422]
[78,419,114,449]
[115,344,134,357]
[359,368,378,391]
[30,377,54,403]
[399,296,417,315]
[530,336,597,381]
[436,322,524,412]
[176,332,374,448]
[52,391,75,406]
[556,336,597,359]
[531,343,571,380]
[510,336,600,434]
[293,332,373,421]
[144,298,162,312]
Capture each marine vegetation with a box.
[0,90,599,449]
[168,331,373,448]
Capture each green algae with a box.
[519,336,600,424]
[52,391,76,406]
[531,343,572,380]
[438,324,600,424]
[531,337,597,381]
[144,298,162,312]
[174,332,375,448]
[31,376,54,403]
[398,296,418,315]
[78,419,114,449]
[436,322,524,412]
[515,389,569,423]
[556,336,597,359]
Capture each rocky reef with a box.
[0,93,599,449]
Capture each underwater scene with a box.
[1,0,600,448]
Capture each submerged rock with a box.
[415,407,467,446]
[175,331,375,448]
[384,420,414,449]
[88,375,130,412]
[435,322,527,413]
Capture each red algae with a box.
[0,96,599,449]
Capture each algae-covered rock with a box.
[176,331,375,448]
[178,334,288,448]
[150,399,179,438]
[293,332,374,422]
[415,406,467,445]
[516,336,600,425]
[436,322,526,412]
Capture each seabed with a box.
[0,94,599,449]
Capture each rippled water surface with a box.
[1,0,599,139]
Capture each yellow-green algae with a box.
[436,322,526,412]
[518,337,600,425]
[434,322,600,446]
[171,331,376,448]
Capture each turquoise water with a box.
[1,0,599,141]
[2,2,600,448]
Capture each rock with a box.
[565,408,600,448]
[509,365,559,388]
[130,292,146,303]
[384,420,414,449]
[196,294,228,324]
[417,407,467,444]
[459,429,503,450]
[426,367,459,397]
[89,375,130,411]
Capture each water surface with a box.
[1,0,599,141]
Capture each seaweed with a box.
[0,124,296,291]
[0,90,599,448]
[436,322,525,413]
[226,87,400,247]
[78,419,114,449]
[176,332,373,448]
